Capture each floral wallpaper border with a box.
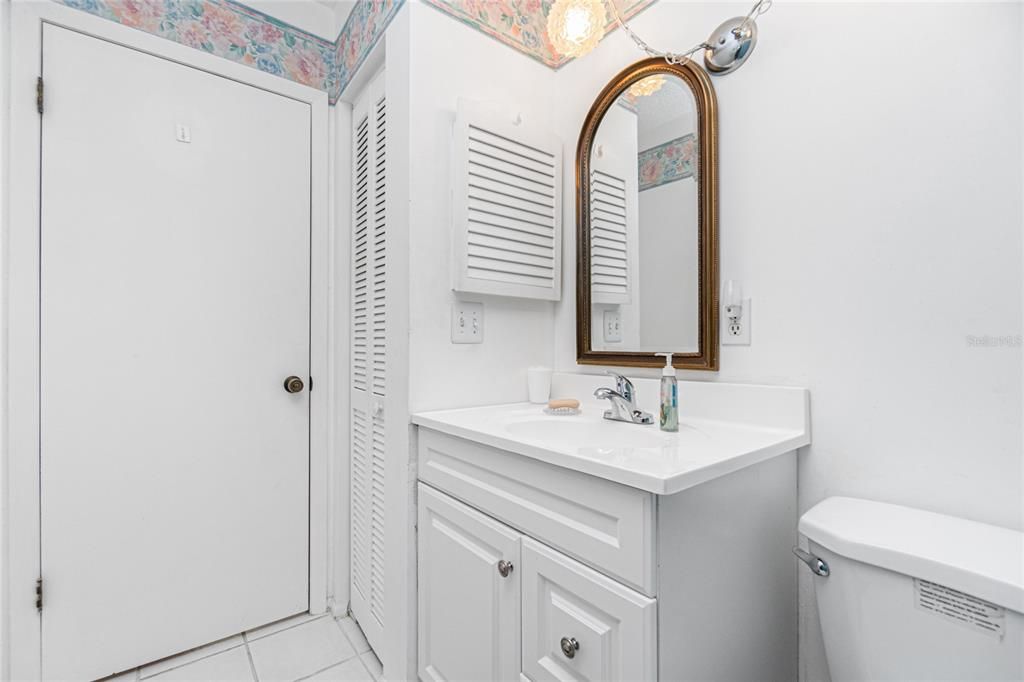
[638,133,696,191]
[55,0,657,103]
[55,0,402,103]
[423,0,658,68]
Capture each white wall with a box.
[329,95,352,618]
[404,1,561,413]
[547,3,1023,679]
[638,176,698,349]
[0,1,9,677]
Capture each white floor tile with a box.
[300,657,373,682]
[336,617,371,655]
[140,635,245,678]
[248,616,356,682]
[359,652,382,681]
[148,647,254,682]
[245,612,325,642]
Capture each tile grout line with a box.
[246,613,330,643]
[291,653,360,682]
[333,617,376,681]
[242,634,260,682]
[138,639,248,680]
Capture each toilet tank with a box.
[799,497,1023,682]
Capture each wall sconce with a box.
[604,0,774,76]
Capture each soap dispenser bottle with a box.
[655,353,678,432]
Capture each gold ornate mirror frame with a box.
[576,57,719,370]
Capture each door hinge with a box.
[36,77,43,115]
[35,578,42,611]
[309,376,313,392]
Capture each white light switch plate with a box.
[722,298,751,345]
[603,309,622,343]
[452,301,484,343]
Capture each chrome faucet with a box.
[594,371,654,425]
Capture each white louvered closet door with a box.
[350,70,386,654]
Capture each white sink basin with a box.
[412,376,810,495]
[504,418,670,449]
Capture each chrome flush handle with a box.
[792,547,830,577]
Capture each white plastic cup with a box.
[527,366,553,404]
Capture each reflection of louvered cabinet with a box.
[452,101,562,301]
[350,70,386,653]
[589,167,631,304]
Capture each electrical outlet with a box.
[451,301,484,344]
[603,309,622,343]
[722,298,751,345]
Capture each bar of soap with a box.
[547,398,580,409]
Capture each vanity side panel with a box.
[656,452,798,681]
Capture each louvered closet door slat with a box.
[350,71,386,655]
[371,93,387,400]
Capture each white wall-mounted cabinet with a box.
[451,100,562,301]
[416,427,798,681]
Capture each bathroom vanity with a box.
[412,374,810,681]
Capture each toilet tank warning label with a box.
[915,579,1005,638]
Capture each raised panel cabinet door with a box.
[418,484,522,682]
[522,538,657,682]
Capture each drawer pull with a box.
[497,560,514,577]
[560,637,580,659]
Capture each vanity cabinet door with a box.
[418,484,522,682]
[521,538,657,682]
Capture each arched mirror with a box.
[576,58,718,370]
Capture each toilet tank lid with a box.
[799,497,1024,613]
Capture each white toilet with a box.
[798,497,1023,681]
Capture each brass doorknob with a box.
[284,376,304,393]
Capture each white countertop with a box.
[412,374,810,496]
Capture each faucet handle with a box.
[603,370,635,403]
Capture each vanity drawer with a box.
[521,538,657,682]
[417,429,656,595]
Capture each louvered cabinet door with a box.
[452,101,562,301]
[350,70,386,654]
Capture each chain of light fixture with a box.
[609,0,773,74]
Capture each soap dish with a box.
[544,398,581,416]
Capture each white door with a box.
[521,538,657,682]
[40,25,311,680]
[418,485,521,682]
[350,70,387,653]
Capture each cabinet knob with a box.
[283,376,304,393]
[497,560,514,577]
[560,637,580,659]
